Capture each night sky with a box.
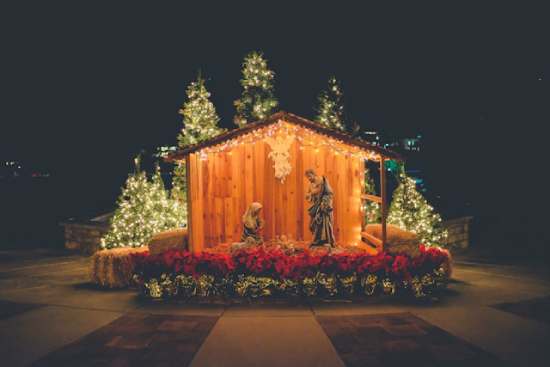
[1,3,548,244]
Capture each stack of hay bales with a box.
[90,246,149,288]
[362,224,420,257]
[148,228,188,255]
[90,228,188,288]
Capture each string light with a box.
[178,75,225,148]
[234,51,278,127]
[191,120,381,162]
[315,76,345,131]
[101,165,187,249]
[387,173,448,247]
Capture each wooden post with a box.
[185,154,193,253]
[361,161,366,231]
[379,157,387,251]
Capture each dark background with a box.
[1,2,548,259]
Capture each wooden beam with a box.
[361,231,383,250]
[185,154,193,253]
[360,161,366,230]
[379,157,387,250]
[165,111,404,162]
[360,194,382,203]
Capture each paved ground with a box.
[0,250,549,367]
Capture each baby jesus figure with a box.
[241,202,264,244]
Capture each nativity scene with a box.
[91,53,450,300]
[92,110,451,300]
[168,111,401,254]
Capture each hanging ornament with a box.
[264,133,295,182]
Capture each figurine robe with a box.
[306,171,336,246]
[241,202,264,244]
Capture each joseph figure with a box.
[305,169,336,247]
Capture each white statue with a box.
[265,134,295,182]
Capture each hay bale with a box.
[148,228,188,255]
[363,224,420,257]
[90,246,148,288]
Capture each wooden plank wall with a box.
[187,124,365,252]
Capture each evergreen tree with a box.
[171,161,187,203]
[101,160,186,249]
[150,164,186,230]
[175,75,223,225]
[364,169,381,224]
[170,161,188,223]
[234,51,278,127]
[177,75,225,148]
[315,76,345,131]
[174,75,222,228]
[388,173,447,247]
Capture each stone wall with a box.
[441,216,473,249]
[61,220,109,255]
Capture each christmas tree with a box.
[364,169,381,224]
[171,161,187,203]
[175,74,224,224]
[177,75,225,148]
[170,160,188,223]
[388,173,447,247]
[234,51,278,127]
[150,164,187,231]
[101,159,186,249]
[315,76,345,131]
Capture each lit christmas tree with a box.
[150,164,186,231]
[177,75,225,148]
[170,160,188,223]
[234,51,278,127]
[171,161,187,203]
[101,160,186,249]
[364,169,381,224]
[388,173,447,247]
[315,76,345,131]
[175,75,223,224]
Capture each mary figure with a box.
[305,169,335,247]
[241,202,264,244]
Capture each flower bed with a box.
[132,245,452,299]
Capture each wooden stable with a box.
[168,111,402,253]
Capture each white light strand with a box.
[195,121,381,162]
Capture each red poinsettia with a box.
[131,244,451,282]
[356,252,393,275]
[391,255,412,280]
[196,252,235,277]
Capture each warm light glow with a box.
[195,121,381,162]
[387,173,447,247]
[101,164,187,249]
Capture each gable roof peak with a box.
[167,111,402,161]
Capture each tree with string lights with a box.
[150,164,187,231]
[175,74,225,221]
[315,76,345,131]
[388,173,447,247]
[234,51,278,127]
[170,161,187,203]
[364,169,381,224]
[101,159,186,249]
[177,75,225,147]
